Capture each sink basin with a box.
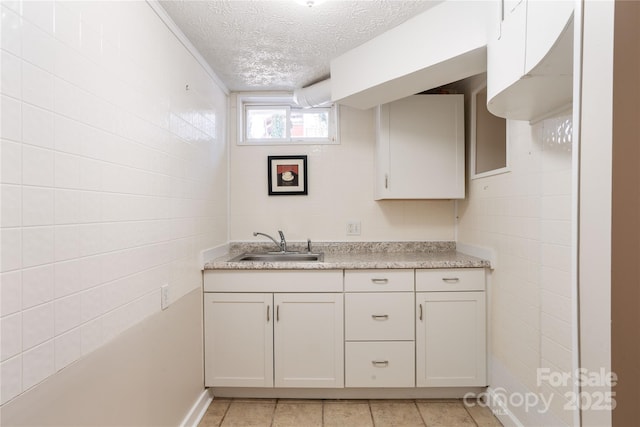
[229,252,324,262]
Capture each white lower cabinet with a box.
[203,271,344,389]
[204,293,273,387]
[415,268,487,387]
[344,269,415,388]
[204,267,487,392]
[274,293,344,388]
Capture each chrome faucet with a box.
[277,230,288,253]
[253,230,287,253]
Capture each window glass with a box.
[246,107,288,140]
[238,94,338,145]
[290,109,329,139]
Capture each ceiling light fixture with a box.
[295,0,326,7]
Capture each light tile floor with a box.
[198,398,503,427]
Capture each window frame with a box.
[237,93,339,146]
[470,84,511,180]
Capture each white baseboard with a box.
[180,388,213,427]
[209,386,485,399]
[488,357,569,427]
[487,387,525,427]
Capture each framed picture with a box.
[268,155,308,196]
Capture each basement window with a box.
[238,94,339,145]
[470,85,509,178]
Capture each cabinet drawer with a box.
[344,269,413,292]
[345,341,415,388]
[345,293,414,341]
[416,268,485,292]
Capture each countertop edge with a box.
[203,254,490,271]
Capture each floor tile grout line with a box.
[269,398,278,427]
[462,398,483,427]
[367,399,376,427]
[413,399,428,426]
[217,398,232,427]
[202,396,502,427]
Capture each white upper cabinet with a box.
[487,0,527,104]
[487,0,574,121]
[524,0,575,72]
[375,94,465,200]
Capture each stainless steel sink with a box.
[229,252,324,262]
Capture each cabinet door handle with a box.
[419,304,423,321]
[372,360,389,367]
[276,305,280,322]
[384,174,389,189]
[267,305,270,322]
[442,277,460,283]
[371,278,389,284]
[371,314,389,320]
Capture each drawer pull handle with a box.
[267,306,270,322]
[372,360,389,367]
[371,278,389,284]
[442,277,460,283]
[371,314,389,320]
[419,304,423,321]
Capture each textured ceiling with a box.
[159,0,441,91]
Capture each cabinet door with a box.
[487,0,574,120]
[274,293,344,388]
[416,292,486,387]
[525,0,574,73]
[487,0,527,103]
[204,293,273,387]
[375,95,464,200]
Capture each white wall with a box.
[0,0,227,409]
[1,289,205,427]
[228,94,456,243]
[457,113,575,426]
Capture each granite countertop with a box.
[204,241,490,270]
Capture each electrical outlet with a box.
[346,220,361,236]
[161,284,170,310]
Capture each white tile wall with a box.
[1,313,22,361]
[22,265,54,309]
[0,271,22,315]
[228,97,456,242]
[22,340,55,390]
[458,113,575,425]
[0,0,228,405]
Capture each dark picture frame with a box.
[268,155,308,196]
